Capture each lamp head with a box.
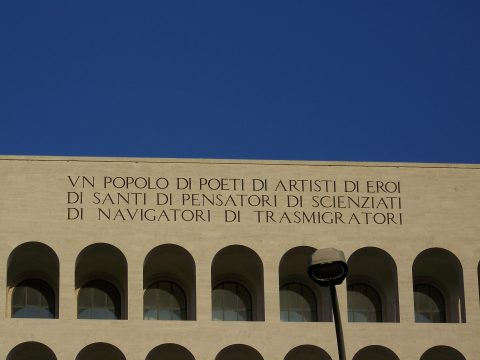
[308,248,348,286]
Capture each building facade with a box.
[0,156,478,360]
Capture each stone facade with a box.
[0,156,478,360]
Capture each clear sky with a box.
[1,1,479,163]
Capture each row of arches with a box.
[6,341,467,360]
[7,242,471,323]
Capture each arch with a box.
[76,342,126,360]
[347,247,399,322]
[146,343,195,360]
[352,345,399,360]
[279,246,332,321]
[412,248,465,323]
[215,344,263,360]
[7,242,59,318]
[420,345,466,360]
[284,345,332,360]
[144,244,196,320]
[7,341,57,360]
[75,243,128,319]
[211,245,264,321]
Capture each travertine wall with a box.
[0,156,478,359]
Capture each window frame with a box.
[143,280,188,320]
[347,282,383,323]
[212,281,253,321]
[279,282,318,322]
[11,278,56,319]
[77,279,122,320]
[413,283,446,323]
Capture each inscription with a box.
[66,176,403,225]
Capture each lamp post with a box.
[308,248,348,360]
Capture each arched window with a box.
[353,345,399,360]
[11,279,55,319]
[347,283,382,322]
[412,248,465,323]
[144,281,187,320]
[284,345,332,360]
[420,346,466,360]
[75,243,128,320]
[76,342,126,360]
[279,246,332,322]
[78,280,121,320]
[7,341,57,360]
[414,284,446,323]
[215,344,264,360]
[212,282,252,321]
[8,242,59,319]
[346,247,399,322]
[280,283,317,322]
[146,343,195,360]
[144,244,196,320]
[211,245,264,321]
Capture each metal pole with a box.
[329,285,346,360]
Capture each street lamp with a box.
[308,248,348,360]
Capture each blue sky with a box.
[1,1,479,163]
